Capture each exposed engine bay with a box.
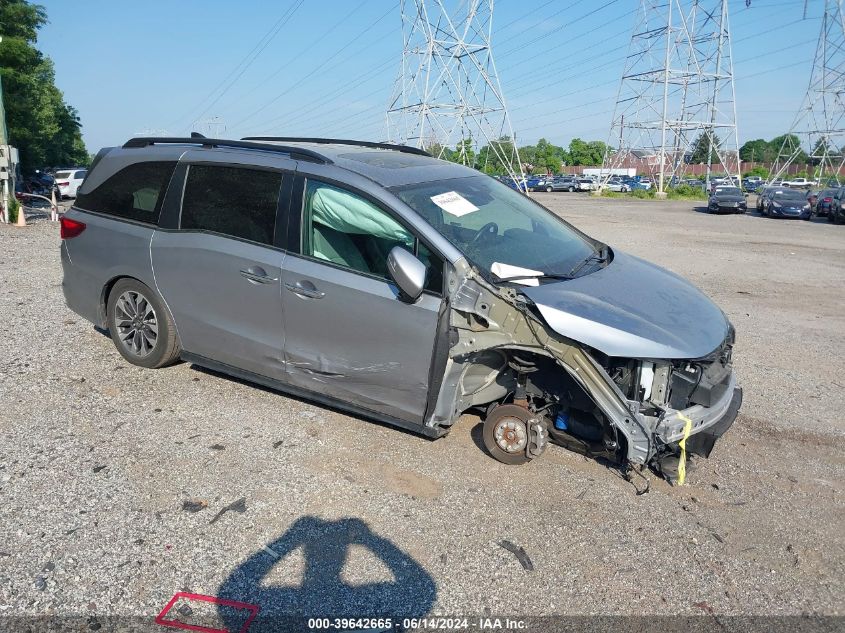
[428,260,742,483]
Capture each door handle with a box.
[240,267,278,284]
[285,281,325,299]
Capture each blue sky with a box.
[36,0,818,153]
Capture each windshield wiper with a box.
[567,245,609,277]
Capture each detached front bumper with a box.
[657,372,742,457]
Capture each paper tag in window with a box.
[430,191,479,217]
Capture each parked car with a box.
[637,177,653,189]
[54,168,88,199]
[811,188,838,217]
[527,175,554,192]
[762,189,812,219]
[623,178,651,191]
[544,176,579,192]
[605,178,631,193]
[742,176,763,190]
[756,186,776,212]
[828,186,845,224]
[707,186,747,214]
[782,176,817,188]
[60,136,741,480]
[576,178,596,192]
[497,175,528,193]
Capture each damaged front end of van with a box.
[424,251,742,483]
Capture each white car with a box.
[606,180,631,192]
[54,168,88,198]
[638,178,653,189]
[782,177,817,188]
[577,178,596,191]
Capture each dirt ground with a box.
[0,197,843,629]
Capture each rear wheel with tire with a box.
[107,278,180,369]
[568,186,575,192]
[546,186,553,192]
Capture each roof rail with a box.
[121,137,330,164]
[242,136,431,157]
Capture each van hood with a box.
[520,251,729,359]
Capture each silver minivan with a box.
[60,137,741,482]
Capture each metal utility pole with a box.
[386,0,524,186]
[600,0,740,196]
[769,0,845,186]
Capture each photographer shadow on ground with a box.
[217,516,437,631]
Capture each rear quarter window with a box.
[75,161,177,224]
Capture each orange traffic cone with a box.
[15,200,26,227]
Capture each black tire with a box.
[828,211,836,223]
[107,278,180,369]
[482,404,535,466]
[546,186,553,192]
[568,186,575,192]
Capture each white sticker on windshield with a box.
[430,191,479,217]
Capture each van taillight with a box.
[57,181,69,187]
[60,216,86,239]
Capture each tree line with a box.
[0,0,88,174]
[427,137,609,175]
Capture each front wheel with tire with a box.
[107,278,180,369]
[568,186,575,192]
[546,186,553,192]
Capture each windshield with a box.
[773,190,807,201]
[393,175,597,279]
[714,187,741,196]
[54,171,71,179]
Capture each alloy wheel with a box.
[114,290,158,358]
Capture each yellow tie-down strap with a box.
[677,413,694,486]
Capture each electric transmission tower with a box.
[769,0,845,186]
[386,0,523,183]
[601,0,740,194]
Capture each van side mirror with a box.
[387,246,426,303]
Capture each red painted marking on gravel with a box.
[155,592,259,633]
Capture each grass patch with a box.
[629,188,655,199]
[599,190,624,198]
[665,184,708,201]
[6,197,20,223]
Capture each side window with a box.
[417,241,445,294]
[75,161,176,224]
[74,170,87,180]
[301,180,444,294]
[181,165,282,246]
[303,180,414,279]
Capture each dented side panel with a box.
[280,252,441,424]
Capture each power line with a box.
[214,0,371,118]
[165,1,304,131]
[231,2,398,132]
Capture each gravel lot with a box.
[1,197,843,628]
